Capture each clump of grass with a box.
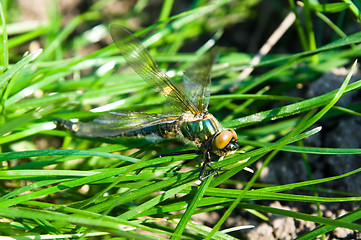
[1,1,361,239]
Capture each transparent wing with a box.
[183,50,218,112]
[110,24,199,115]
[68,111,180,138]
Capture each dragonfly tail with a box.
[54,118,75,132]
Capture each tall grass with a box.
[1,1,361,239]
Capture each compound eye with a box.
[213,129,237,150]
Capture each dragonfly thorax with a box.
[179,112,238,156]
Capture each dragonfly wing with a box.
[183,50,218,112]
[110,24,199,115]
[70,111,180,138]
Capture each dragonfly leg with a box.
[198,152,229,180]
[199,151,216,180]
[199,163,218,180]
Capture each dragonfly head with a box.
[212,129,239,156]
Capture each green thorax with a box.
[180,113,223,147]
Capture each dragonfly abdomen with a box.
[121,121,180,139]
[56,115,182,139]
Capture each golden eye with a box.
[213,129,237,150]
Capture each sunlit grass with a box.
[1,1,361,239]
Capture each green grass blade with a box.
[119,181,190,220]
[0,0,8,73]
[225,79,361,129]
[296,207,361,239]
[0,149,139,163]
[172,175,213,240]
[342,0,361,21]
[0,49,42,89]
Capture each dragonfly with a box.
[57,24,239,180]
